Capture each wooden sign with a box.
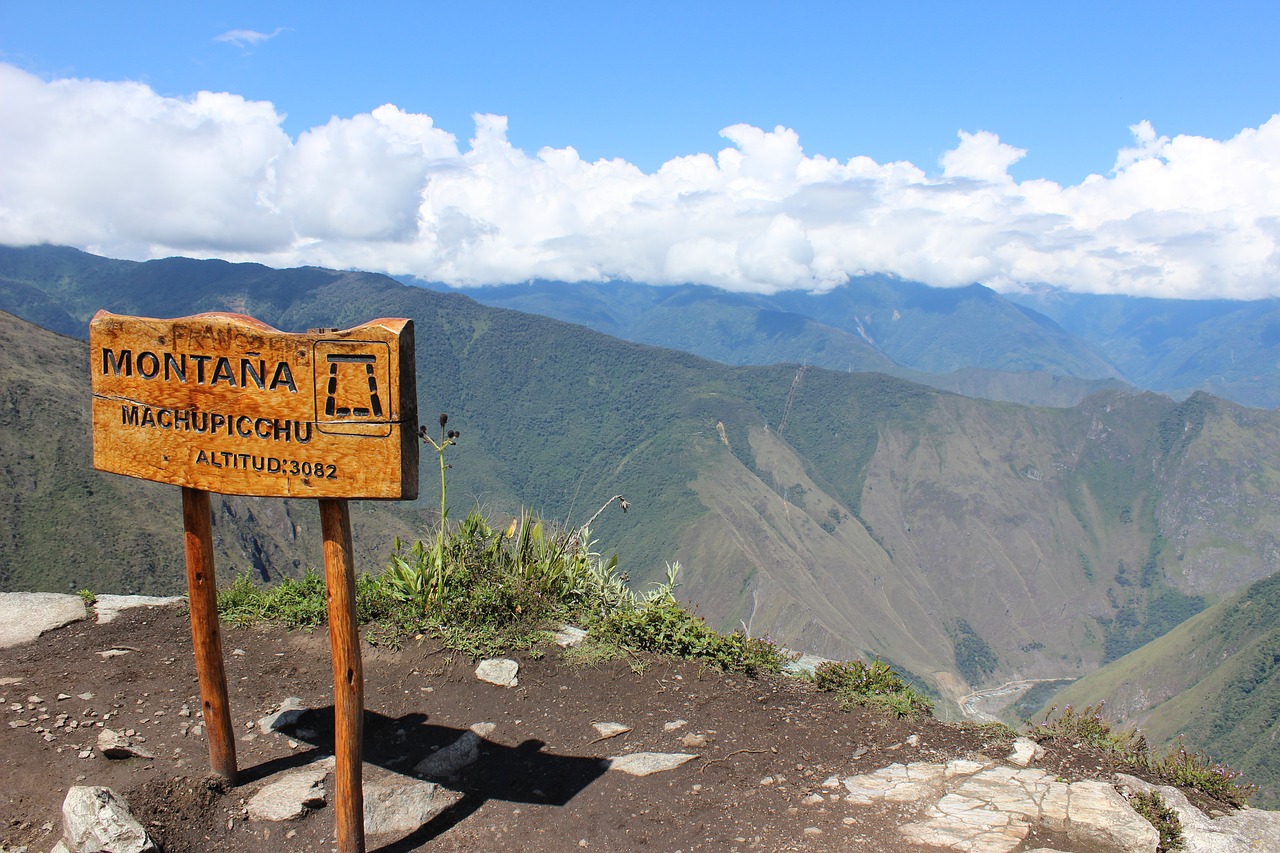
[89,309,421,853]
[90,311,418,499]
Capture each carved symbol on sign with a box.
[324,354,383,419]
[314,341,392,437]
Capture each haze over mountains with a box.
[3,243,1279,800]
[445,277,1280,409]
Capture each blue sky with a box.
[3,1,1280,297]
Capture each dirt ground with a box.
[1,606,1179,852]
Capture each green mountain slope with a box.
[4,245,1280,712]
[1008,287,1280,408]
[0,309,420,593]
[1044,570,1280,807]
[452,277,1129,407]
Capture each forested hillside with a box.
[4,245,1279,714]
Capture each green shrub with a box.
[1127,790,1184,852]
[218,570,330,629]
[591,597,787,676]
[1031,704,1256,807]
[1032,702,1146,755]
[1148,737,1258,808]
[813,658,934,718]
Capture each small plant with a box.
[1147,737,1258,808]
[419,413,461,528]
[813,658,934,718]
[1031,702,1146,756]
[77,588,96,606]
[1030,705,1256,807]
[1127,789,1184,852]
[591,593,787,676]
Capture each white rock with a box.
[415,729,487,778]
[1006,737,1045,767]
[552,625,588,647]
[246,766,328,822]
[662,719,688,732]
[474,658,518,687]
[62,786,156,853]
[608,752,697,777]
[0,593,86,649]
[1066,780,1159,852]
[258,697,309,734]
[592,722,632,740]
[1118,773,1280,853]
[97,729,154,760]
[363,778,463,837]
[92,595,182,624]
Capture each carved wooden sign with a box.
[90,310,419,499]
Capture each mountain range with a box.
[3,244,1278,749]
[441,276,1280,409]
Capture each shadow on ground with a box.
[243,705,609,851]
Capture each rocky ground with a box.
[2,596,1277,853]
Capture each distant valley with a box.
[4,245,1279,760]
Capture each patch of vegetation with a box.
[812,658,934,718]
[950,619,999,685]
[1101,583,1206,664]
[1031,703,1257,807]
[1157,394,1211,459]
[1007,678,1072,723]
[1127,789,1184,852]
[589,586,788,676]
[220,420,789,673]
[1080,551,1095,582]
[874,654,942,701]
[1149,736,1259,809]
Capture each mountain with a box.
[435,277,1130,407]
[4,244,1280,713]
[1042,569,1280,807]
[1007,287,1280,409]
[0,309,421,594]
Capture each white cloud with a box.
[214,28,285,49]
[2,62,1279,299]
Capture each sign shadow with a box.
[243,704,611,851]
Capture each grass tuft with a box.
[1031,703,1257,807]
[811,658,934,718]
[1127,789,1184,852]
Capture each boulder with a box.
[246,765,329,822]
[61,786,156,853]
[0,593,85,649]
[474,658,518,687]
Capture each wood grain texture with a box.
[321,498,365,853]
[182,487,237,783]
[90,311,418,499]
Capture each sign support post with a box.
[90,310,418,853]
[182,486,238,783]
[321,498,365,853]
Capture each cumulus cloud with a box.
[2,62,1279,299]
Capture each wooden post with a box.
[181,487,238,783]
[91,312,417,845]
[321,498,365,853]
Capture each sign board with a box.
[90,310,418,499]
